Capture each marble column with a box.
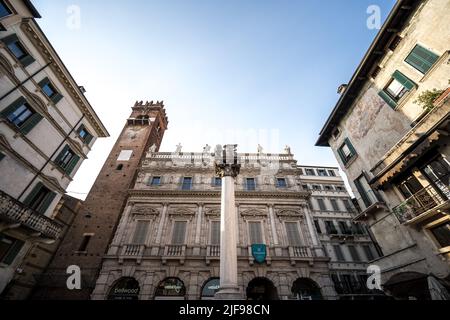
[268,204,281,256]
[193,203,203,255]
[214,145,241,300]
[152,203,168,255]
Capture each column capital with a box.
[215,163,241,178]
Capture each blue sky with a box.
[33,0,396,199]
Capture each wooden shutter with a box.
[84,133,93,145]
[317,199,326,211]
[132,220,150,244]
[20,112,43,134]
[210,221,220,245]
[1,33,19,45]
[171,221,187,244]
[36,191,56,215]
[337,145,347,164]
[285,222,302,246]
[2,239,24,265]
[378,90,397,109]
[23,182,43,206]
[392,70,416,90]
[405,45,439,74]
[248,222,262,244]
[363,245,375,261]
[1,97,27,118]
[354,176,372,208]
[65,154,80,175]
[54,145,69,165]
[333,245,345,261]
[344,138,356,156]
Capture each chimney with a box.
[337,84,347,95]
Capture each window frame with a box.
[181,177,193,190]
[337,138,357,165]
[404,44,439,75]
[1,34,35,67]
[424,217,450,254]
[0,0,13,19]
[151,176,161,186]
[247,220,264,245]
[276,177,287,188]
[170,220,188,245]
[245,177,256,191]
[284,221,303,246]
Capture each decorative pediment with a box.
[205,208,220,216]
[131,205,160,216]
[168,208,196,216]
[240,209,267,217]
[276,209,303,218]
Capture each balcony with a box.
[354,190,388,221]
[0,190,63,240]
[333,280,384,297]
[162,244,186,264]
[206,244,220,265]
[392,183,449,224]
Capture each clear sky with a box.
[33,0,396,199]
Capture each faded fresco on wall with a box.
[347,87,411,168]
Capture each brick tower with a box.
[32,101,168,300]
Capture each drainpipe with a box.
[18,114,85,201]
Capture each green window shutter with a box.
[378,90,397,109]
[405,45,439,74]
[65,154,80,175]
[38,77,50,89]
[84,133,93,145]
[51,93,63,104]
[54,145,69,166]
[392,70,416,90]
[20,112,43,135]
[1,97,27,118]
[3,239,25,265]
[19,54,35,67]
[36,191,56,215]
[23,182,44,206]
[337,146,347,165]
[0,33,19,45]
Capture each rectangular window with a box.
[335,186,344,191]
[338,221,351,234]
[1,34,35,67]
[333,245,345,261]
[348,245,361,262]
[151,176,161,186]
[1,97,43,134]
[117,150,133,161]
[0,234,24,265]
[337,138,357,165]
[78,234,92,252]
[285,222,302,246]
[276,178,287,188]
[38,77,63,104]
[328,170,336,177]
[325,220,337,235]
[210,221,220,245]
[214,177,222,187]
[305,169,315,176]
[54,145,80,175]
[302,184,309,190]
[363,245,375,261]
[132,220,150,244]
[354,175,374,208]
[352,222,365,235]
[324,185,333,191]
[378,70,416,109]
[430,221,450,248]
[181,177,192,190]
[312,185,321,191]
[342,199,353,212]
[246,178,256,191]
[0,1,12,18]
[317,169,328,176]
[171,221,187,245]
[330,199,340,211]
[22,182,56,215]
[314,220,322,234]
[405,44,439,74]
[77,125,93,145]
[317,199,326,211]
[248,221,263,244]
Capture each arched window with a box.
[200,278,220,300]
[291,278,322,300]
[154,277,186,300]
[107,277,140,300]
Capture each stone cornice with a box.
[20,19,109,137]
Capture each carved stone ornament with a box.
[240,209,268,217]
[131,205,159,216]
[275,209,303,218]
[215,163,241,178]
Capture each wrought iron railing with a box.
[0,190,63,239]
[392,183,449,223]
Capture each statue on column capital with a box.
[214,144,241,178]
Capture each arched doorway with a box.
[154,277,186,300]
[200,278,220,300]
[383,272,432,300]
[107,277,140,300]
[246,277,279,300]
[291,278,323,300]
